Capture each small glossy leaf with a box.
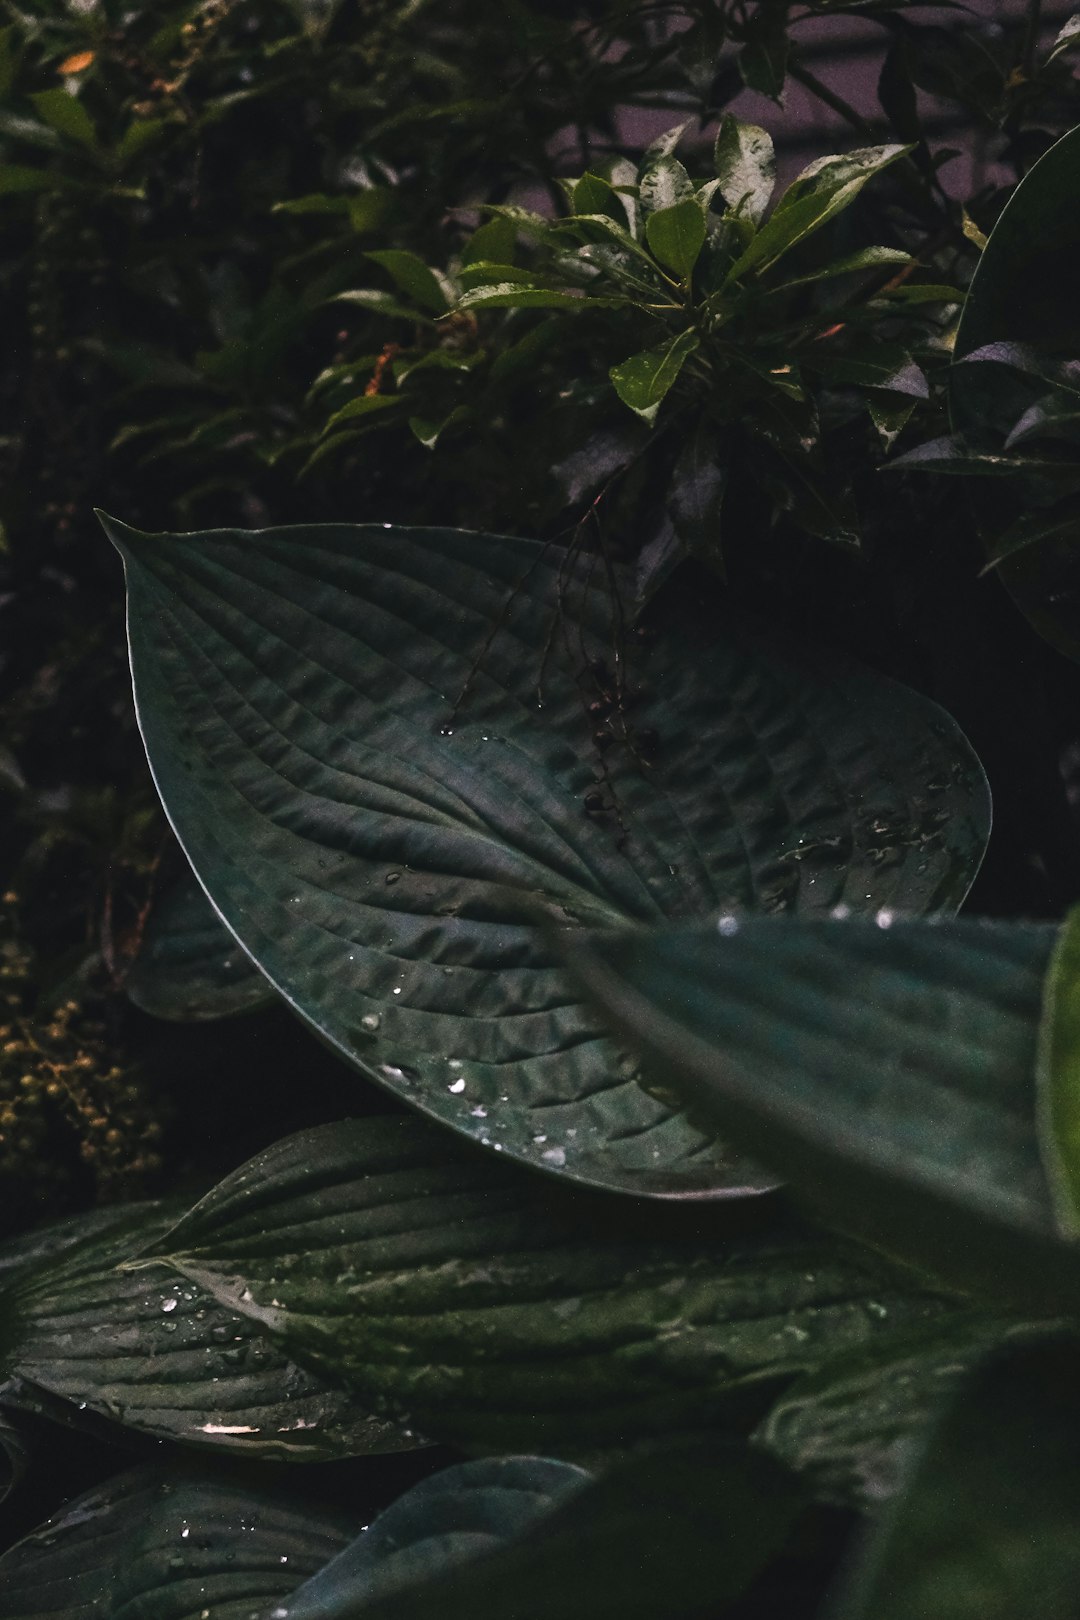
[644,199,706,279]
[739,28,789,99]
[461,216,517,267]
[108,515,989,1196]
[142,1115,952,1458]
[562,916,1080,1313]
[726,146,908,284]
[638,155,694,217]
[1006,393,1080,449]
[765,246,910,294]
[978,506,1080,573]
[125,868,275,1021]
[0,1202,403,1460]
[816,345,928,398]
[713,116,775,225]
[29,89,97,149]
[832,1337,1080,1620]
[570,173,623,221]
[954,341,1080,398]
[323,394,405,433]
[365,251,453,316]
[0,1466,351,1620]
[888,436,1077,477]
[456,283,605,312]
[869,396,916,450]
[609,330,700,422]
[304,1440,803,1620]
[332,290,437,325]
[1049,12,1080,57]
[279,1458,588,1619]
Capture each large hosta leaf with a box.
[0,1465,352,1620]
[107,515,989,1196]
[283,1440,802,1620]
[562,916,1080,1311]
[125,867,275,1021]
[832,1336,1080,1620]
[279,1457,588,1619]
[0,1204,406,1461]
[136,1115,952,1457]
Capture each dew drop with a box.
[717,915,739,937]
[541,1146,566,1167]
[875,908,895,929]
[448,1078,466,1094]
[161,1298,178,1314]
[361,1013,380,1032]
[385,872,401,885]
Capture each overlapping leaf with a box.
[758,1315,1049,1508]
[0,1465,352,1620]
[109,516,989,1197]
[287,1441,801,1620]
[135,1114,952,1458]
[561,915,1080,1311]
[832,1337,1080,1620]
[125,868,275,1021]
[278,1457,588,1619]
[0,1203,405,1461]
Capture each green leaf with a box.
[610,330,700,423]
[871,283,963,305]
[461,215,517,267]
[888,436,1080,477]
[456,282,609,311]
[978,506,1080,573]
[332,289,436,325]
[323,393,406,433]
[140,1115,952,1457]
[713,116,775,226]
[765,247,911,295]
[295,1440,803,1620]
[125,867,275,1022]
[869,395,917,451]
[739,27,789,100]
[760,1316,1042,1508]
[0,164,61,196]
[814,344,929,398]
[1048,12,1080,58]
[954,341,1080,399]
[0,1465,352,1620]
[832,1337,1080,1620]
[0,1202,404,1460]
[107,514,989,1196]
[638,155,694,217]
[561,916,1080,1313]
[279,1457,589,1619]
[645,199,706,280]
[29,88,97,150]
[725,146,909,284]
[570,172,623,221]
[364,251,454,316]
